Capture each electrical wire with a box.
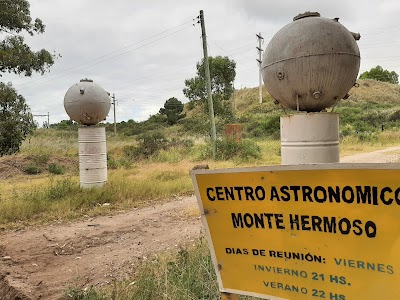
[16,19,196,89]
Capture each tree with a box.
[0,0,55,155]
[183,56,236,118]
[0,83,36,156]
[0,0,55,76]
[359,65,399,84]
[159,97,185,125]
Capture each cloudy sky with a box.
[2,0,400,125]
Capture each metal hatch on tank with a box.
[261,12,361,112]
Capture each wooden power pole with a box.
[111,93,117,135]
[200,10,217,159]
[256,33,264,106]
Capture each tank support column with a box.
[78,126,108,188]
[280,113,339,165]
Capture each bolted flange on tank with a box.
[261,12,361,112]
[63,79,111,188]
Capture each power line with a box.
[16,19,196,89]
[207,37,255,72]
[20,24,195,90]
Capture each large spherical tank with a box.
[64,79,111,125]
[261,12,360,112]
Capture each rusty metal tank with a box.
[261,12,360,112]
[64,79,111,125]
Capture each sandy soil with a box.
[1,147,399,300]
[0,197,201,300]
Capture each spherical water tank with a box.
[261,12,360,112]
[64,79,111,125]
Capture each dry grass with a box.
[340,131,400,156]
[349,79,400,104]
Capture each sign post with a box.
[191,164,400,300]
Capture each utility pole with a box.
[111,93,117,135]
[33,112,50,128]
[232,83,236,123]
[199,10,217,159]
[256,33,264,106]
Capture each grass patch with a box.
[0,164,194,228]
[66,239,257,300]
[64,286,107,300]
[23,163,42,175]
[48,163,64,174]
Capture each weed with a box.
[66,239,258,300]
[23,163,42,175]
[33,152,50,165]
[48,163,64,174]
[64,286,107,300]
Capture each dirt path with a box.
[0,197,200,300]
[1,146,400,300]
[340,146,400,163]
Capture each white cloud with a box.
[2,0,400,123]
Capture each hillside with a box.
[232,79,400,115]
[217,79,400,140]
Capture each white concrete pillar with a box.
[280,113,339,165]
[78,127,107,188]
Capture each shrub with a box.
[122,145,141,160]
[48,163,64,175]
[200,138,261,161]
[389,110,400,122]
[136,131,168,158]
[23,163,42,175]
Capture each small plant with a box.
[33,152,50,165]
[200,138,261,161]
[48,163,64,174]
[123,131,169,160]
[23,163,42,175]
[64,286,107,300]
[47,178,77,200]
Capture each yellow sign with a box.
[191,164,400,300]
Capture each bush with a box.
[136,131,168,158]
[200,138,261,161]
[23,163,42,175]
[48,163,64,175]
[242,114,280,139]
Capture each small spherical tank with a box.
[64,79,111,125]
[261,12,361,112]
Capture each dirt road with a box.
[0,197,200,300]
[1,147,399,300]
